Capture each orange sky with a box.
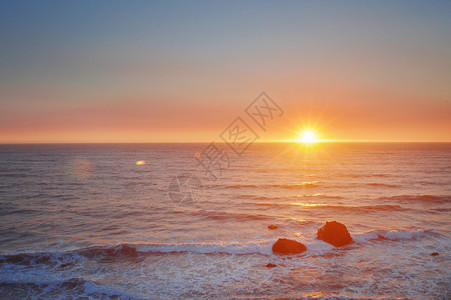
[1,1,450,143]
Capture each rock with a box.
[59,263,73,268]
[317,221,353,247]
[265,263,277,268]
[272,238,307,255]
[268,225,278,230]
[430,252,439,256]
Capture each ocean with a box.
[0,143,450,299]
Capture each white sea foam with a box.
[136,240,275,256]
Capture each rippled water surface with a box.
[0,143,450,299]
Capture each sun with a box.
[298,130,317,144]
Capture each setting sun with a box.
[298,130,317,144]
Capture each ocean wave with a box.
[245,202,405,213]
[430,207,451,212]
[0,278,141,299]
[268,182,320,189]
[239,194,285,201]
[367,183,400,188]
[0,208,38,217]
[0,250,87,267]
[0,242,274,265]
[289,203,406,212]
[225,184,258,189]
[0,244,147,267]
[189,209,273,221]
[343,173,390,178]
[298,193,344,199]
[135,241,274,256]
[0,229,438,266]
[224,182,320,189]
[353,229,432,243]
[379,194,451,203]
[306,229,436,251]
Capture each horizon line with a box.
[1,140,450,145]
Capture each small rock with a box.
[268,225,278,230]
[272,238,307,255]
[431,252,439,256]
[317,221,353,247]
[60,263,73,268]
[265,263,277,268]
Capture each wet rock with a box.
[317,221,353,247]
[268,225,278,230]
[272,238,306,255]
[265,263,277,268]
[59,263,73,268]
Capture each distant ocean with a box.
[0,143,450,299]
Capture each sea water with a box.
[0,143,450,299]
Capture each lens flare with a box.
[136,160,146,166]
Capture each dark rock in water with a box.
[430,252,439,256]
[265,263,277,268]
[59,263,73,268]
[268,225,278,230]
[317,221,353,247]
[272,238,306,255]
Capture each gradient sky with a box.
[1,0,450,143]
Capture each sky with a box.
[0,0,450,143]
